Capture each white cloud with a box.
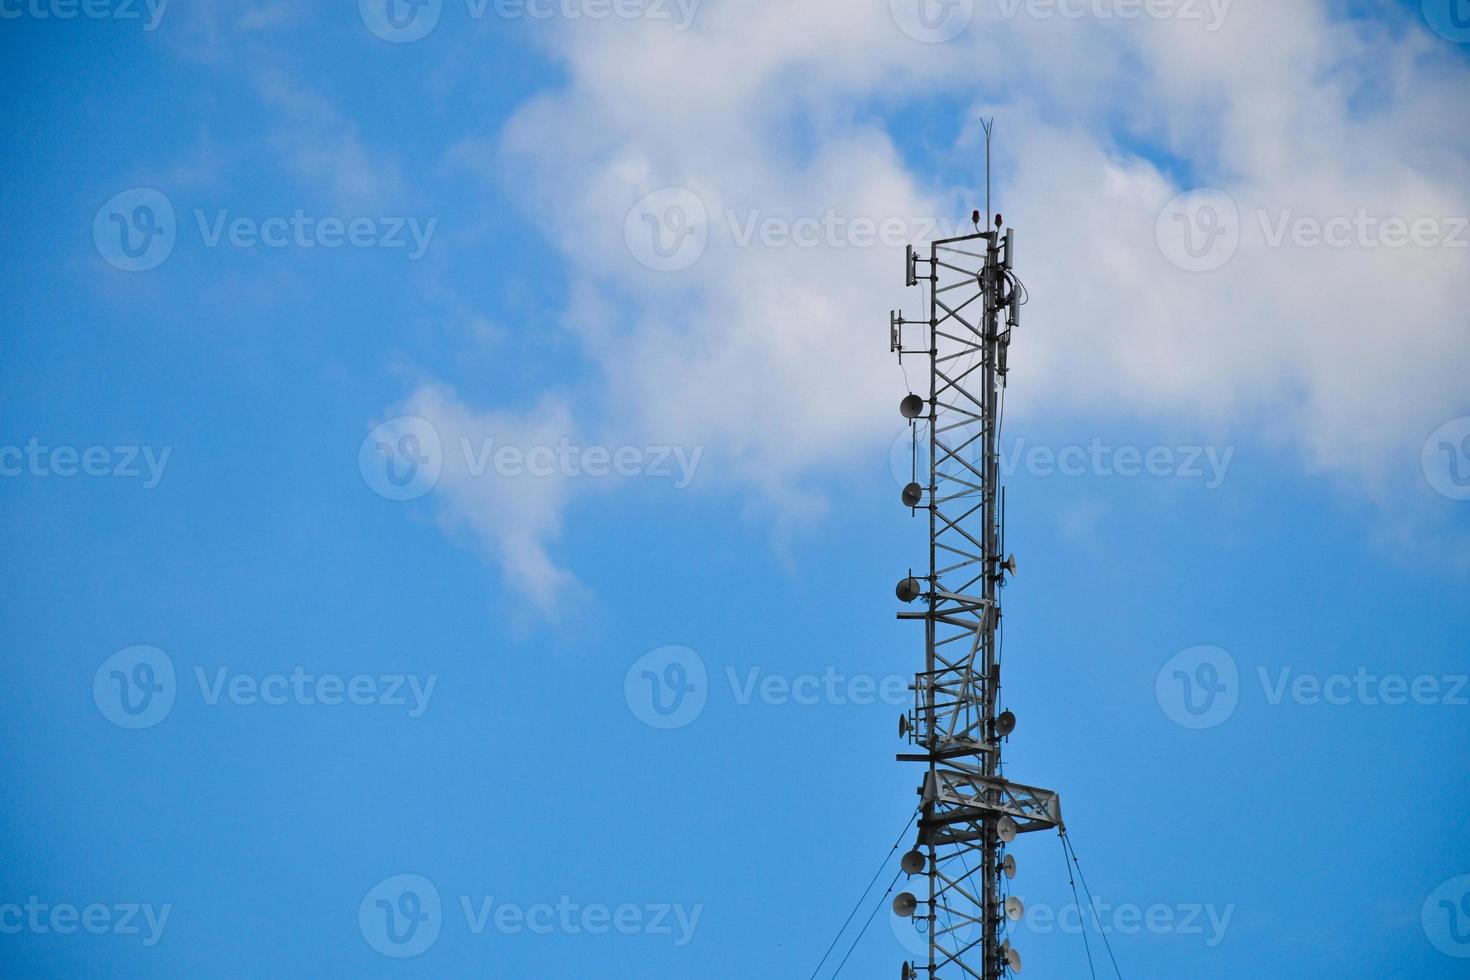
[403,385,582,612]
[419,0,1470,602]
[256,70,409,213]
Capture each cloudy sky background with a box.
[1,0,1468,976]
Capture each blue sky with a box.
[1,1,1468,977]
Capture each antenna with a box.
[887,152,1063,979]
[1001,942,1023,973]
[981,117,996,226]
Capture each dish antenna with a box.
[996,815,1019,844]
[892,892,919,917]
[900,963,916,980]
[896,577,923,603]
[1002,853,1017,879]
[1005,896,1026,922]
[901,850,926,875]
[902,482,924,507]
[900,394,925,420]
[1002,941,1023,972]
[1002,553,1017,576]
[996,710,1016,737]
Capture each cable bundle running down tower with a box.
[889,208,1062,979]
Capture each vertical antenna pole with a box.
[982,117,995,224]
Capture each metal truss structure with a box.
[890,222,1062,980]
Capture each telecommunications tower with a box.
[888,180,1062,977]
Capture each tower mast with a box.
[890,188,1061,979]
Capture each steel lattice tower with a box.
[890,217,1062,980]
